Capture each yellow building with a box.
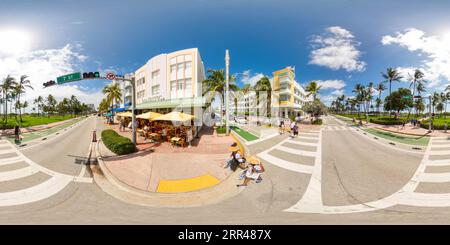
[272,66,311,118]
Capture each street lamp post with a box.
[429,95,432,133]
[225,49,230,136]
[131,77,137,145]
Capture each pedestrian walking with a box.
[290,121,296,138]
[279,120,284,135]
[293,124,299,137]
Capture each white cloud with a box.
[309,26,366,72]
[240,70,265,86]
[0,44,103,111]
[382,28,450,89]
[316,79,346,90]
[320,89,345,106]
[331,89,344,96]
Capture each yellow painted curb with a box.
[156,174,220,193]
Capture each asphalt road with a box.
[2,115,450,224]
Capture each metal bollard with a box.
[92,130,97,142]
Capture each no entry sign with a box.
[106,72,116,80]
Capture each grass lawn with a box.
[230,126,259,141]
[6,116,84,143]
[1,115,76,128]
[363,128,429,146]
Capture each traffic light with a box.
[82,72,100,79]
[43,80,56,88]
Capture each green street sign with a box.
[402,95,412,99]
[57,72,81,84]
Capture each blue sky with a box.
[1,0,450,106]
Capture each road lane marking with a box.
[276,145,317,157]
[286,140,318,147]
[0,175,72,206]
[285,129,323,213]
[258,151,314,174]
[0,166,39,182]
[418,172,450,183]
[425,159,450,166]
[0,156,23,166]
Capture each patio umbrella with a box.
[136,111,163,120]
[153,111,195,122]
[116,111,133,117]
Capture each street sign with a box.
[57,72,81,84]
[414,95,421,99]
[402,95,412,99]
[106,72,116,80]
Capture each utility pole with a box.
[225,49,230,136]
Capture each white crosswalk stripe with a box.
[322,125,350,131]
[257,130,322,175]
[0,139,91,207]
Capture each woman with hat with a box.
[237,156,265,187]
[224,143,245,171]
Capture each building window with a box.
[170,64,176,73]
[152,85,160,95]
[185,61,191,71]
[171,81,177,92]
[185,78,192,92]
[151,69,160,80]
[178,80,183,90]
[177,63,184,71]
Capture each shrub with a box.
[420,120,448,130]
[312,119,323,125]
[216,126,226,134]
[101,129,136,155]
[369,118,403,125]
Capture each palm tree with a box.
[432,92,441,116]
[33,96,44,116]
[254,76,272,118]
[352,83,364,118]
[1,76,17,125]
[102,83,123,118]
[305,81,322,100]
[202,69,238,119]
[376,82,386,115]
[13,75,33,123]
[441,92,450,118]
[382,68,403,116]
[46,94,57,117]
[69,95,80,116]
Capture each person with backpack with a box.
[237,156,265,187]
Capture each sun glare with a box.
[0,29,31,56]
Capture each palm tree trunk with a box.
[389,80,392,117]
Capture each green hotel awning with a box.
[135,97,206,110]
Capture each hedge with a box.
[101,129,136,155]
[369,118,403,125]
[420,120,448,130]
[312,119,323,125]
